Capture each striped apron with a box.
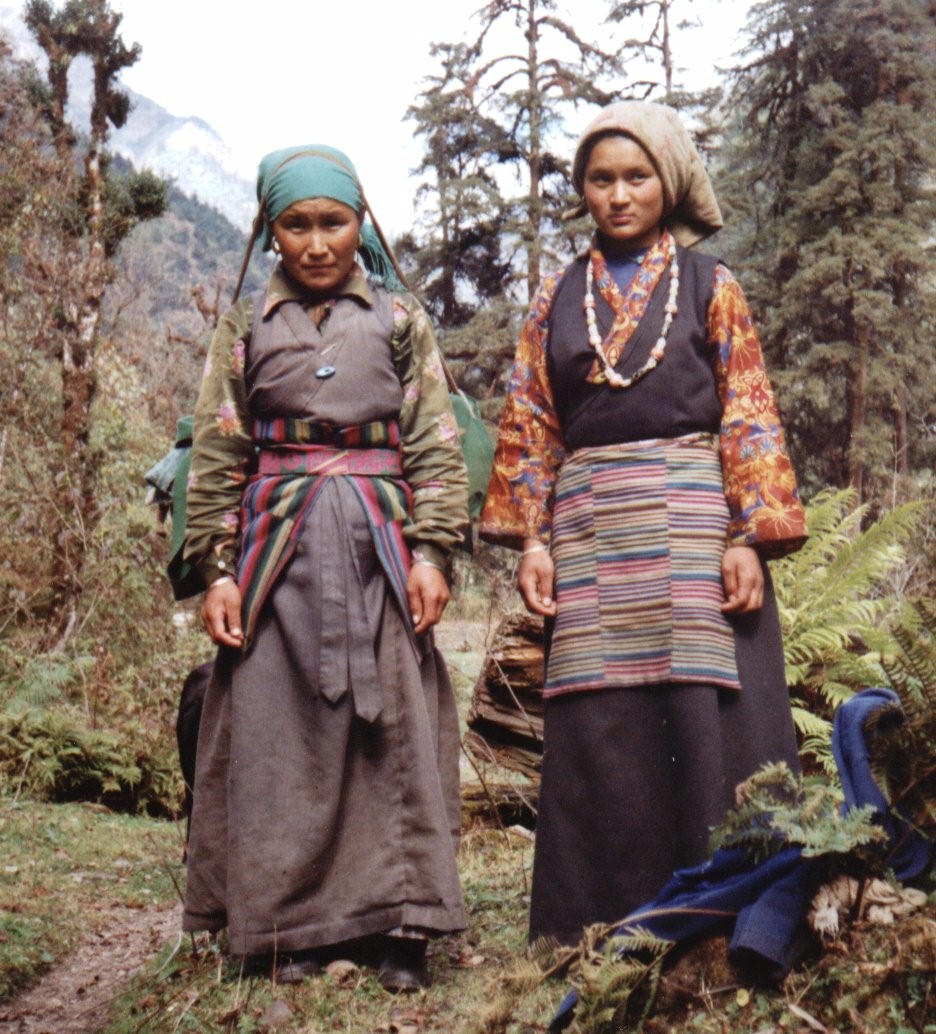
[545,432,741,697]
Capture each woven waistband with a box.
[252,416,401,449]
[256,444,403,477]
[565,431,716,468]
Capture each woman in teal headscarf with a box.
[181,145,469,989]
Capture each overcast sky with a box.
[7,0,753,234]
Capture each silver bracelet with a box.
[522,543,549,557]
[207,575,235,590]
[413,558,444,572]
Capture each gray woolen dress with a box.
[182,285,467,956]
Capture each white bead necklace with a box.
[584,241,680,390]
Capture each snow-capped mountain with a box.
[106,91,256,231]
[0,5,255,231]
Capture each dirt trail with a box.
[0,903,180,1034]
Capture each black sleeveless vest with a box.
[545,246,721,450]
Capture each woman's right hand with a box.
[518,541,557,617]
[201,578,245,648]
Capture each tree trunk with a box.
[49,143,107,644]
[662,0,673,95]
[847,322,869,502]
[525,0,542,301]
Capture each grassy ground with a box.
[0,797,184,1001]
[2,608,935,1032]
[4,795,933,1033]
[101,824,563,1034]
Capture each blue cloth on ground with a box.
[548,688,935,1032]
[832,687,933,881]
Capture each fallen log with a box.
[460,776,538,827]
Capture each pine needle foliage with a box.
[771,487,921,774]
[709,762,887,866]
[717,0,936,499]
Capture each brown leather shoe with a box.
[377,938,429,992]
[275,955,321,984]
[238,951,321,983]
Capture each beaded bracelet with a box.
[522,543,548,557]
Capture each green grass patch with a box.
[2,795,934,1033]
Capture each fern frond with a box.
[528,934,564,963]
[710,762,888,863]
[773,491,924,775]
[800,733,838,780]
[790,705,831,740]
[570,926,672,1034]
[816,679,859,710]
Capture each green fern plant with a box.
[569,925,673,1034]
[772,488,921,774]
[468,924,673,1034]
[709,762,887,865]
[471,937,573,1034]
[0,651,93,717]
[867,598,936,844]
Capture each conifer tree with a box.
[410,0,623,306]
[399,42,514,329]
[717,0,936,502]
[606,0,687,98]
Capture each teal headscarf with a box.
[256,144,402,290]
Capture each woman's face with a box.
[583,135,665,252]
[271,198,361,295]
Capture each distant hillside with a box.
[0,3,255,231]
[109,93,256,232]
[107,166,273,426]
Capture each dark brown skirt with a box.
[529,570,799,945]
[182,479,466,955]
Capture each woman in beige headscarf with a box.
[481,101,808,944]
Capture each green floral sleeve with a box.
[183,297,255,587]
[391,292,469,567]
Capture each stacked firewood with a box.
[465,611,546,784]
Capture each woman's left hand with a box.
[721,545,764,614]
[407,563,451,635]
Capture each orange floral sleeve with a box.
[709,266,807,557]
[479,273,567,551]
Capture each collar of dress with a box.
[262,264,373,319]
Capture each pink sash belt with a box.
[256,445,403,477]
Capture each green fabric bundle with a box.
[144,415,201,600]
[449,391,494,524]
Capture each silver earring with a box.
[272,239,281,255]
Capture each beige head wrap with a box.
[568,100,723,248]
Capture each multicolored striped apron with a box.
[545,432,741,697]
